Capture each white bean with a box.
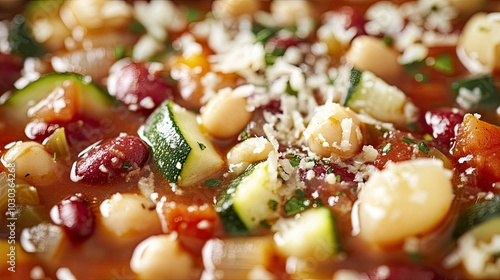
[130,233,195,280]
[212,0,260,19]
[2,141,57,186]
[271,0,313,26]
[99,193,161,239]
[448,0,486,17]
[346,36,401,84]
[457,13,500,73]
[358,159,453,246]
[304,103,363,159]
[227,137,274,174]
[201,88,253,139]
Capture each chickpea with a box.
[99,193,161,239]
[212,0,260,19]
[271,0,313,26]
[61,0,133,31]
[304,103,363,159]
[346,36,401,85]
[457,13,500,73]
[448,0,486,17]
[201,87,253,139]
[227,137,274,174]
[2,142,57,186]
[130,234,196,280]
[358,159,453,246]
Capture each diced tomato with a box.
[160,202,224,255]
[452,114,500,190]
[0,53,23,94]
[27,81,79,122]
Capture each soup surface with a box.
[1,0,500,279]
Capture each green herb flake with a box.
[408,252,423,263]
[433,54,455,75]
[335,174,341,182]
[315,198,324,207]
[406,123,417,132]
[336,191,346,197]
[268,199,278,211]
[326,165,334,174]
[114,46,126,60]
[423,133,434,141]
[186,7,202,23]
[418,141,430,154]
[123,161,131,169]
[260,220,271,229]
[295,189,306,198]
[205,178,223,188]
[382,36,393,46]
[255,26,281,44]
[238,130,249,140]
[402,137,416,145]
[285,81,298,97]
[285,153,301,167]
[53,152,57,161]
[379,142,392,154]
[198,142,207,150]
[284,196,311,216]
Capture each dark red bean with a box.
[420,107,465,149]
[50,194,95,242]
[0,53,23,94]
[367,264,443,280]
[72,134,149,183]
[107,59,174,115]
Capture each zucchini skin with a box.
[142,101,191,184]
[215,164,259,236]
[453,196,500,239]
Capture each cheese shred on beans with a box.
[1,0,500,279]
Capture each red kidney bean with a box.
[50,193,95,242]
[72,134,149,183]
[0,52,23,94]
[420,107,465,149]
[107,59,175,115]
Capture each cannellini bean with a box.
[201,87,253,139]
[212,0,260,19]
[448,0,486,17]
[60,0,133,31]
[2,141,57,186]
[227,137,274,174]
[358,159,453,246]
[304,103,363,159]
[99,193,161,239]
[457,13,500,73]
[346,36,401,84]
[271,0,313,26]
[130,234,196,280]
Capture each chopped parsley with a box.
[123,161,131,169]
[433,54,454,75]
[379,142,392,154]
[285,81,298,97]
[335,174,341,182]
[382,36,393,46]
[205,178,223,188]
[417,141,430,154]
[336,191,346,197]
[114,46,126,60]
[254,26,281,43]
[268,199,278,211]
[402,137,416,144]
[198,142,207,150]
[284,196,311,216]
[238,130,249,140]
[186,7,202,23]
[265,47,287,65]
[295,189,306,198]
[285,153,301,167]
[53,152,57,161]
